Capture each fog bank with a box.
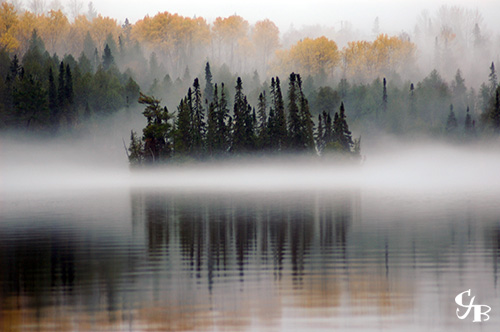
[2,132,500,197]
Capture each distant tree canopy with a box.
[1,4,500,153]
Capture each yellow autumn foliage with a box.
[273,36,340,78]
[342,34,416,81]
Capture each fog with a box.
[3,123,500,197]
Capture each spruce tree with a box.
[316,113,325,153]
[232,77,249,153]
[445,104,458,133]
[464,106,473,135]
[57,61,65,109]
[382,77,388,113]
[287,73,301,150]
[489,62,497,95]
[175,97,192,155]
[217,83,231,153]
[490,88,500,131]
[297,75,315,151]
[191,78,206,156]
[334,102,353,152]
[206,100,217,156]
[257,91,269,149]
[139,93,172,162]
[102,44,114,70]
[65,64,74,105]
[409,83,416,115]
[204,62,214,104]
[274,77,287,150]
[48,67,57,125]
[128,130,144,166]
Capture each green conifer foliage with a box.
[191,78,206,156]
[102,44,114,70]
[139,93,173,162]
[257,91,269,149]
[204,62,214,104]
[445,104,458,133]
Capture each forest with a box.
[1,2,500,164]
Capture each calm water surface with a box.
[1,183,500,331]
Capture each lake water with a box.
[1,139,500,331]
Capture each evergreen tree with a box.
[217,83,231,153]
[464,106,474,135]
[445,104,458,133]
[102,44,114,70]
[287,73,301,150]
[316,113,324,153]
[206,86,218,156]
[333,102,353,152]
[257,91,269,149]
[382,77,388,113]
[65,64,74,105]
[191,78,206,156]
[48,67,57,124]
[128,130,144,166]
[175,96,192,155]
[57,61,65,109]
[490,88,500,131]
[13,74,49,129]
[489,62,497,94]
[204,62,214,104]
[271,77,287,150]
[9,55,21,80]
[139,93,172,162]
[206,103,218,156]
[409,83,416,115]
[297,75,315,151]
[232,77,250,153]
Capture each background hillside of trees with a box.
[1,2,500,146]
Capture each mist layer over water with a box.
[2,135,500,196]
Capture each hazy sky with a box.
[94,0,500,34]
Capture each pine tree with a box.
[217,83,231,153]
[9,55,20,79]
[139,93,172,162]
[57,61,65,109]
[316,113,325,153]
[445,104,458,133]
[382,77,388,113]
[175,96,192,155]
[409,83,416,115]
[204,62,214,104]
[257,91,269,149]
[274,77,287,150]
[489,62,497,94]
[334,102,353,152]
[287,73,301,150]
[191,78,206,156]
[232,77,249,153]
[102,44,114,70]
[297,74,315,151]
[65,64,73,105]
[464,106,473,135]
[48,67,57,125]
[490,88,500,131]
[128,130,144,166]
[206,99,217,156]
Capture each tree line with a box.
[127,66,360,165]
[0,30,140,132]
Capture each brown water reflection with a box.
[1,189,499,331]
